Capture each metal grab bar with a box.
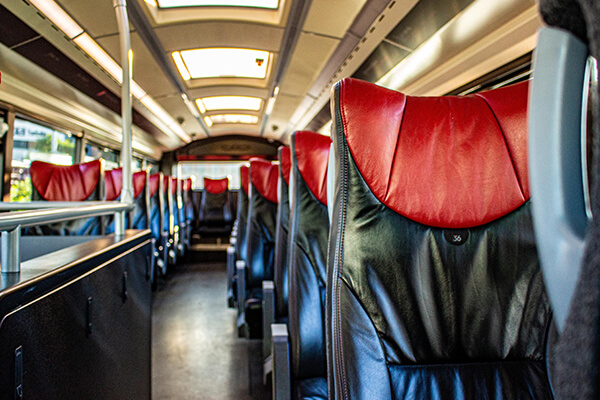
[0,203,132,274]
[0,201,132,211]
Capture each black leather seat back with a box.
[28,159,104,235]
[236,165,249,263]
[288,131,331,382]
[274,146,291,319]
[246,158,278,290]
[149,172,163,247]
[105,169,149,232]
[327,78,553,399]
[199,177,233,236]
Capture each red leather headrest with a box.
[336,78,530,229]
[105,169,146,201]
[240,165,249,195]
[105,168,122,201]
[204,177,229,194]
[149,173,160,198]
[132,171,146,199]
[292,131,331,206]
[31,160,102,201]
[184,178,192,192]
[279,146,291,185]
[249,158,278,204]
[163,175,170,194]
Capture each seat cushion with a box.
[295,377,328,400]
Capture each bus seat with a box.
[530,0,600,397]
[198,177,233,237]
[326,77,552,399]
[262,146,291,371]
[286,131,331,399]
[28,159,104,235]
[183,178,194,250]
[230,166,250,309]
[105,168,150,233]
[274,146,292,322]
[171,177,182,259]
[162,175,175,268]
[149,172,166,285]
[243,158,279,339]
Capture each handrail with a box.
[0,203,130,231]
[0,203,131,274]
[0,201,132,211]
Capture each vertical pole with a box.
[1,226,20,273]
[114,0,133,236]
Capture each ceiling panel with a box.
[266,92,302,138]
[187,86,269,100]
[156,94,205,137]
[278,32,338,96]
[57,0,120,38]
[385,0,475,50]
[156,21,284,53]
[302,0,366,38]
[96,33,177,98]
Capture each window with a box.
[11,118,77,202]
[84,143,119,170]
[180,162,245,189]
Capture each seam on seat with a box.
[384,96,406,202]
[474,93,526,201]
[340,277,394,398]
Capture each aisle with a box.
[152,256,271,400]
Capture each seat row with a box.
[228,78,555,399]
[25,160,195,288]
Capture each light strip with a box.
[157,0,278,9]
[198,96,262,111]
[208,114,259,124]
[204,116,213,127]
[265,96,276,115]
[182,94,200,118]
[74,33,123,83]
[172,51,191,81]
[29,0,84,39]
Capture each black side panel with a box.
[0,238,152,399]
[274,175,290,319]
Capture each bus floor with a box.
[152,251,271,400]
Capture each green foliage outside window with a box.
[10,177,31,202]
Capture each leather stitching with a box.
[474,93,527,202]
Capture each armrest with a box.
[263,280,275,372]
[271,323,291,400]
[226,246,236,308]
[236,260,247,337]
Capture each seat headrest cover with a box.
[31,160,101,201]
[240,165,249,195]
[171,177,178,195]
[279,146,291,185]
[184,178,192,192]
[163,175,170,193]
[204,177,229,194]
[132,171,146,199]
[249,158,279,204]
[105,169,146,200]
[292,130,331,206]
[105,168,123,201]
[149,173,160,197]
[337,78,530,229]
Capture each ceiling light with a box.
[157,0,278,9]
[29,0,84,39]
[195,99,207,113]
[265,96,276,115]
[176,48,270,79]
[197,96,262,111]
[74,33,123,82]
[208,114,259,124]
[172,52,191,81]
[204,116,213,127]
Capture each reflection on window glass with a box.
[11,118,76,202]
[84,143,119,170]
[180,162,244,189]
[133,157,143,171]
